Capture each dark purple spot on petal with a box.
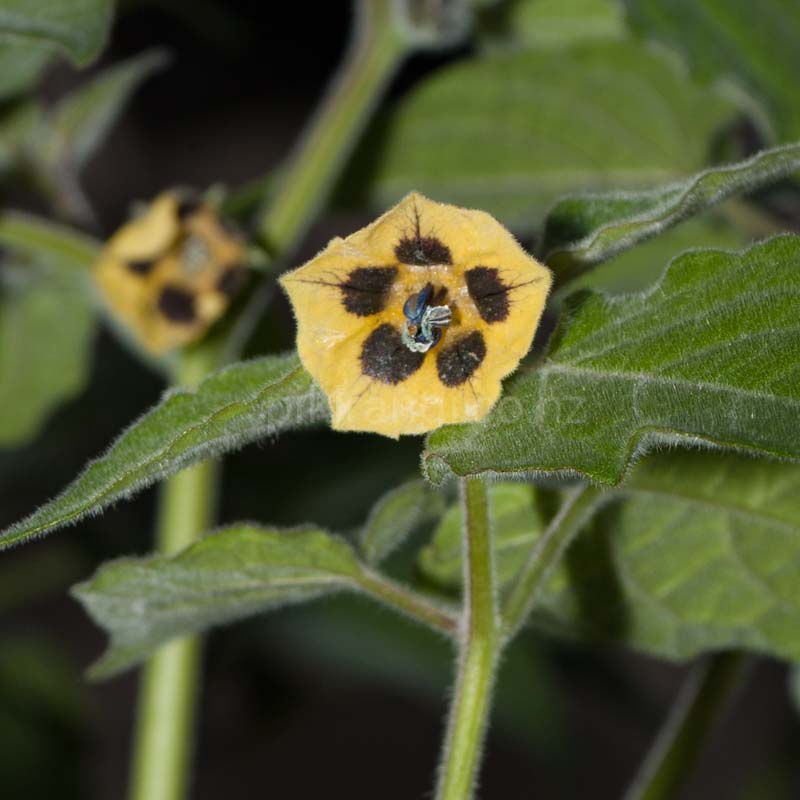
[437,331,486,387]
[465,266,510,323]
[126,258,156,276]
[158,285,196,323]
[361,323,425,384]
[395,235,452,266]
[176,196,202,221]
[341,266,397,316]
[216,265,246,297]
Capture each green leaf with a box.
[424,235,800,486]
[0,353,328,549]
[359,479,446,565]
[542,142,800,281]
[569,217,744,296]
[0,211,100,269]
[552,452,800,662]
[424,452,800,663]
[74,521,456,678]
[0,40,53,100]
[419,484,547,589]
[359,39,739,227]
[627,0,800,140]
[0,0,113,66]
[73,524,364,677]
[0,257,95,447]
[0,102,43,173]
[493,0,626,50]
[43,49,168,171]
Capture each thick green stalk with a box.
[128,350,219,800]
[435,479,499,800]
[256,0,405,254]
[501,484,604,641]
[624,653,750,800]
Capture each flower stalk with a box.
[435,479,500,800]
[256,0,406,256]
[624,652,750,800]
[129,349,219,800]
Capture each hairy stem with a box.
[128,351,220,800]
[501,484,605,641]
[436,479,499,800]
[624,653,750,800]
[358,569,459,635]
[256,0,405,255]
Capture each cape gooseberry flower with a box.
[280,193,552,438]
[94,191,246,355]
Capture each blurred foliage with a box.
[261,598,568,755]
[0,637,86,799]
[0,255,95,446]
[350,39,740,228]
[481,0,626,50]
[0,0,113,111]
[626,0,800,141]
[566,216,743,295]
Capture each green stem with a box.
[256,0,406,254]
[501,484,604,641]
[624,653,750,800]
[435,479,499,800]
[128,350,220,800]
[358,569,459,635]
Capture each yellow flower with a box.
[94,191,246,355]
[280,193,552,438]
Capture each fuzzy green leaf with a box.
[553,453,800,662]
[44,49,168,171]
[424,235,800,485]
[0,0,113,66]
[73,525,363,677]
[74,521,457,678]
[359,39,739,227]
[0,258,95,446]
[0,354,328,549]
[423,452,800,663]
[542,142,800,281]
[359,480,446,565]
[627,0,800,140]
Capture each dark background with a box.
[1,2,799,798]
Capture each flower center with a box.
[401,283,452,353]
